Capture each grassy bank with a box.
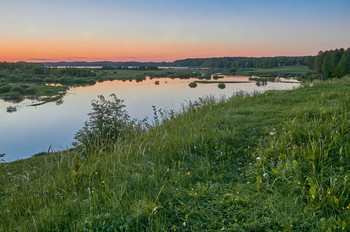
[237,65,314,78]
[1,77,350,231]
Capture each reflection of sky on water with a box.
[0,77,299,162]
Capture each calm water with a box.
[0,76,299,162]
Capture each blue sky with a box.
[0,0,349,61]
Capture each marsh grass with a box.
[1,77,350,231]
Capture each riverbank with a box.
[0,83,68,103]
[1,76,349,231]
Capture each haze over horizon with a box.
[1,0,349,62]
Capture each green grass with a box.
[1,77,350,231]
[239,65,314,78]
[242,65,313,74]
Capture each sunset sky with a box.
[1,0,349,62]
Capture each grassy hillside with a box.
[1,77,350,231]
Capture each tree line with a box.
[314,48,350,78]
[172,56,315,70]
[0,62,97,85]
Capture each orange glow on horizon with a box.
[0,38,318,63]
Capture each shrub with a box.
[10,86,25,94]
[218,83,226,89]
[74,94,133,149]
[25,87,37,95]
[199,74,211,80]
[0,85,11,93]
[3,91,22,100]
[188,82,197,88]
[88,79,96,85]
[213,75,223,80]
[20,84,30,89]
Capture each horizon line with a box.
[1,54,318,64]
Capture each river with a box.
[0,76,299,162]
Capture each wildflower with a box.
[288,147,291,150]
[187,172,190,176]
[195,192,197,195]
[327,191,331,195]
[256,157,261,161]
[102,180,105,184]
[175,180,178,183]
[174,229,176,231]
[298,182,300,185]
[173,169,175,171]
[167,168,170,172]
[91,190,94,194]
[347,206,350,209]
[192,188,194,191]
[263,173,268,178]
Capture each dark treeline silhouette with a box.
[101,65,159,70]
[315,48,350,78]
[172,56,315,69]
[300,47,350,80]
[39,56,315,70]
[42,61,169,67]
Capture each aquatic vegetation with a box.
[218,83,226,89]
[188,82,197,88]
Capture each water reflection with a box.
[0,76,299,161]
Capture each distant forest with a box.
[40,56,315,70]
[315,48,350,78]
[0,47,349,84]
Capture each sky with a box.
[0,0,349,62]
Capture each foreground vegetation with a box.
[1,76,349,231]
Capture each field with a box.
[238,65,314,78]
[1,76,349,231]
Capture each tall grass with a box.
[1,77,349,231]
